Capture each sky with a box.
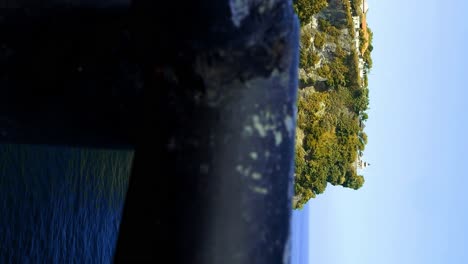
[293,0,468,263]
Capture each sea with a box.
[291,203,310,264]
[0,144,133,263]
[0,143,310,263]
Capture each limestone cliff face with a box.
[298,0,353,90]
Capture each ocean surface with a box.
[291,203,310,264]
[0,144,133,263]
[0,143,309,263]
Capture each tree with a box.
[313,32,326,49]
[343,173,365,190]
[300,30,312,50]
[293,0,329,26]
[363,49,373,69]
[334,46,347,59]
[292,0,372,209]
[359,132,368,145]
[361,112,368,121]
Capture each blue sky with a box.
[292,0,468,263]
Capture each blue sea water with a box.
[291,204,310,264]
[0,143,309,263]
[0,144,133,263]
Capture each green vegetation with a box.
[293,0,373,209]
[313,32,326,49]
[293,0,329,26]
[318,18,341,37]
[351,0,363,15]
[294,88,367,208]
[342,0,356,39]
[363,28,374,68]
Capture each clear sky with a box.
[293,0,468,263]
